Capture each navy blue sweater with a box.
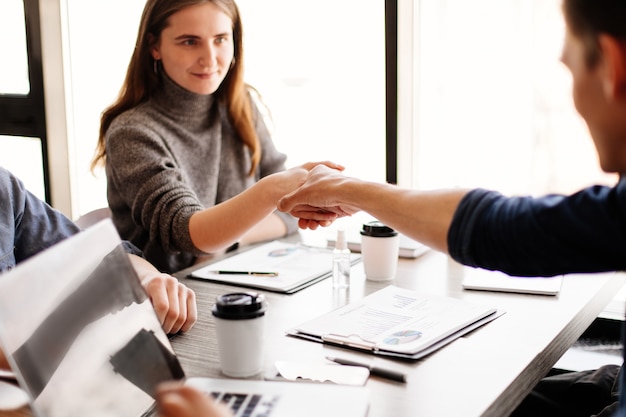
[449,179,626,277]
[449,178,626,415]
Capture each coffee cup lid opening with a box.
[360,221,398,237]
[212,292,267,320]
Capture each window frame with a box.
[0,0,51,203]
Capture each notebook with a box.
[0,220,369,417]
[461,267,564,296]
[190,240,361,294]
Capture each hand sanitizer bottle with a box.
[332,229,351,289]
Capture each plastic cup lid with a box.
[360,220,398,237]
[212,292,267,320]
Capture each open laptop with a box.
[0,220,369,417]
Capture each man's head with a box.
[561,0,626,174]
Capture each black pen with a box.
[326,356,407,383]
[210,270,279,277]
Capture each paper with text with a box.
[289,285,499,358]
[190,241,360,293]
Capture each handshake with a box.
[274,161,463,257]
[276,162,363,230]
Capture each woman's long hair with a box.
[91,0,260,176]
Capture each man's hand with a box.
[156,382,233,417]
[0,350,9,371]
[278,165,360,229]
[128,255,197,334]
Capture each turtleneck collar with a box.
[152,71,216,123]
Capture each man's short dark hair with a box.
[563,0,626,66]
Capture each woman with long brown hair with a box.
[92,0,339,273]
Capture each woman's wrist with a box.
[258,173,295,204]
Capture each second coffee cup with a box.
[360,221,400,281]
[212,292,267,377]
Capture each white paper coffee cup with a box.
[360,221,400,281]
[212,292,267,377]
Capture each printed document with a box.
[288,285,499,359]
[190,240,360,294]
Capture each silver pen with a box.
[326,356,407,383]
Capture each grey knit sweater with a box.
[105,74,297,273]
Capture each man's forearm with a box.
[341,180,469,253]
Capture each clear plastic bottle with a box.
[332,229,351,289]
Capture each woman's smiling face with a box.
[151,2,234,95]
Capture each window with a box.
[402,0,616,195]
[0,0,48,202]
[0,0,30,95]
[0,135,45,200]
[65,0,147,215]
[237,0,386,182]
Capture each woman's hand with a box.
[128,255,198,334]
[277,165,360,229]
[270,161,346,198]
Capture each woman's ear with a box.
[598,34,626,99]
[147,33,160,60]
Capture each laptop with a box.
[0,220,369,417]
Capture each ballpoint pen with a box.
[210,270,279,277]
[326,356,407,383]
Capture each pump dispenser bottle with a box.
[332,229,351,289]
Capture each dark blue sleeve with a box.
[0,167,81,268]
[448,179,626,277]
[0,167,144,272]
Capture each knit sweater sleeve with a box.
[105,114,204,259]
[448,181,626,277]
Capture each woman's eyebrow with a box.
[174,34,201,41]
[173,32,230,41]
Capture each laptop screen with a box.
[0,220,184,417]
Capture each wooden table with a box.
[171,248,624,417]
[2,248,623,417]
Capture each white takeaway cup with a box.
[212,292,267,377]
[360,221,400,281]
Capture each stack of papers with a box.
[287,285,500,359]
[190,241,360,294]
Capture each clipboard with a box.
[286,285,502,360]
